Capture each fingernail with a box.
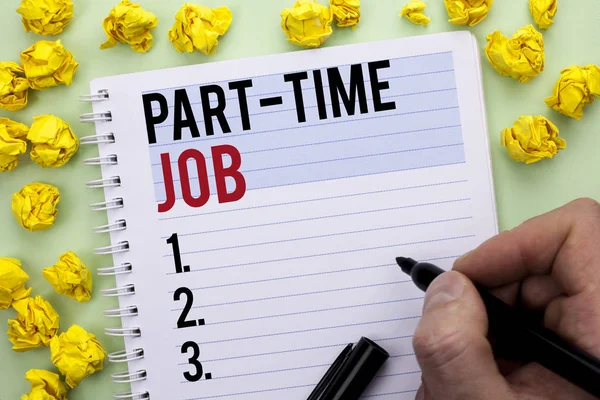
[423,272,464,312]
[415,385,425,400]
[454,250,474,265]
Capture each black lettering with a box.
[284,72,308,123]
[142,93,168,144]
[327,65,368,118]
[200,85,231,136]
[174,287,197,329]
[228,79,253,131]
[173,89,200,141]
[181,341,204,382]
[313,70,328,120]
[166,233,190,273]
[368,60,396,112]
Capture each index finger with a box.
[453,198,600,295]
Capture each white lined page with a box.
[91,32,497,399]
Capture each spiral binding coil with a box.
[80,133,115,145]
[79,89,109,102]
[84,155,118,166]
[105,305,138,318]
[89,198,124,212]
[97,263,133,276]
[80,111,112,123]
[112,370,147,383]
[82,89,149,399]
[94,220,127,234]
[108,349,145,363]
[86,177,121,189]
[113,392,150,400]
[105,327,142,338]
[95,242,130,255]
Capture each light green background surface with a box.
[0,0,599,398]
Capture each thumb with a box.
[412,271,513,400]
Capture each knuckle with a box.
[560,293,600,355]
[569,198,600,215]
[413,324,470,371]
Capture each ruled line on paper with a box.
[182,383,317,400]
[171,297,424,325]
[162,161,468,203]
[184,338,414,364]
[144,50,453,95]
[233,76,454,100]
[165,217,473,257]
[167,254,459,284]
[162,198,470,239]
[243,161,466,192]
[169,262,393,283]
[154,143,464,185]
[179,378,422,399]
[180,367,422,384]
[176,315,421,347]
[183,386,419,400]
[180,363,332,383]
[216,69,454,105]
[216,71,454,101]
[170,234,474,273]
[186,280,410,309]
[219,85,456,104]
[159,180,468,221]
[390,352,417,359]
[376,371,421,379]
[151,123,462,167]
[362,389,420,398]
[147,106,459,148]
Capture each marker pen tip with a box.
[395,257,417,274]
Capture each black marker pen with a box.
[397,257,600,398]
[307,337,389,400]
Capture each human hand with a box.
[412,198,600,400]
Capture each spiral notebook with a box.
[81,31,497,400]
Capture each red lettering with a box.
[158,153,176,213]
[157,146,246,213]
[179,149,210,208]
[211,145,246,204]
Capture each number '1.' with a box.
[166,233,190,273]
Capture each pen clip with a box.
[307,343,354,400]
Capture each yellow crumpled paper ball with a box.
[17,0,74,36]
[530,0,557,30]
[281,0,334,49]
[20,40,78,90]
[21,369,68,400]
[545,65,600,120]
[444,0,493,26]
[0,118,29,172]
[330,0,360,28]
[0,62,29,112]
[400,1,431,26]
[101,0,158,53]
[168,3,232,55]
[501,115,565,164]
[0,258,32,310]
[7,296,60,351]
[50,325,106,388]
[485,25,544,83]
[27,115,78,168]
[12,182,60,232]
[43,251,92,302]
